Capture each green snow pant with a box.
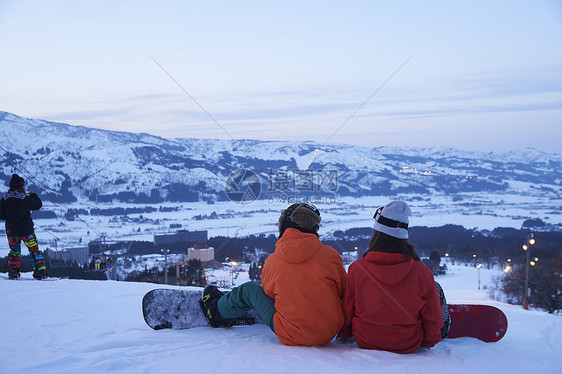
[218,281,276,333]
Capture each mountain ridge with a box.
[1,111,560,205]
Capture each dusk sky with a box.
[1,0,561,153]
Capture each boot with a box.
[30,252,48,279]
[33,269,48,280]
[199,285,235,328]
[8,255,20,279]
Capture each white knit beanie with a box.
[373,201,411,239]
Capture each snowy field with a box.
[1,263,561,374]
[1,189,561,257]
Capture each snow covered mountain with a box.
[1,111,560,206]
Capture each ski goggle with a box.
[284,203,320,219]
[373,206,409,230]
[281,203,320,231]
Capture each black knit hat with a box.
[9,174,25,188]
[278,203,321,238]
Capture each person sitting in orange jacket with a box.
[200,203,347,346]
[337,201,444,353]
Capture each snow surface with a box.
[2,262,561,374]
[2,189,561,258]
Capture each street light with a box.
[523,233,536,310]
[477,263,482,290]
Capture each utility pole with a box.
[161,248,170,285]
[49,238,59,267]
[477,263,482,290]
[522,233,536,310]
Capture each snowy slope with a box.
[1,264,561,374]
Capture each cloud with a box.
[43,108,135,122]
[361,101,562,121]
[442,65,562,101]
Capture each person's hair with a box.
[364,230,420,261]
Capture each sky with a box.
[1,0,561,153]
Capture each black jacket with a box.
[0,190,42,237]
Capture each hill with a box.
[2,263,560,374]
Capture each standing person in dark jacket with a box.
[337,201,444,353]
[0,174,47,279]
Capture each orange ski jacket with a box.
[262,228,347,346]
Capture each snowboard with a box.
[142,288,259,330]
[447,304,508,343]
[142,289,508,343]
